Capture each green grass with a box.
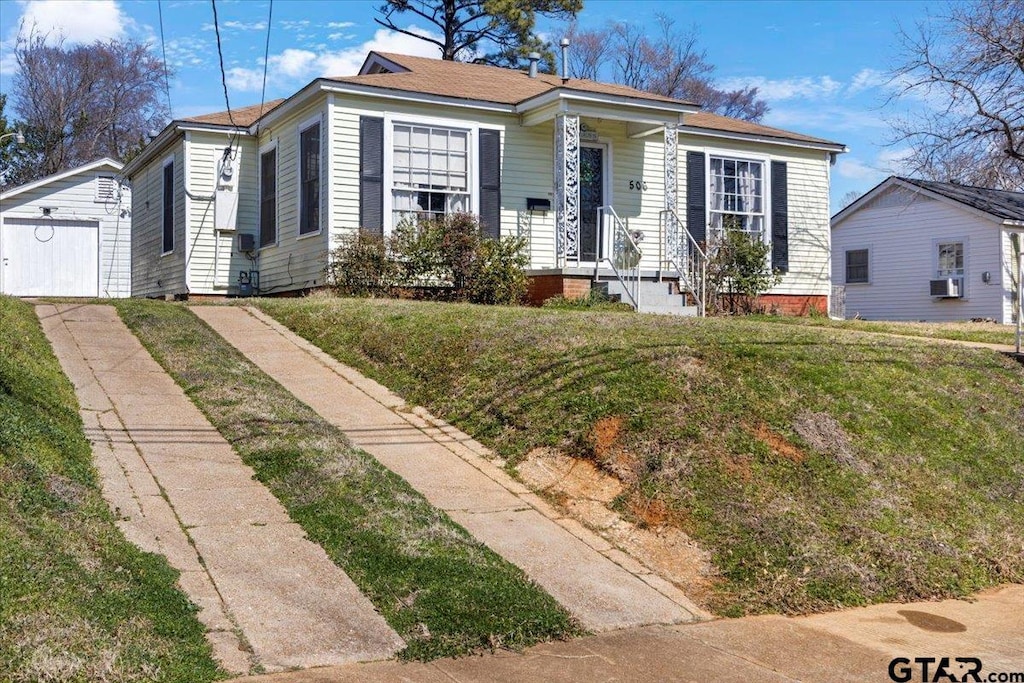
[114,299,579,660]
[0,296,223,682]
[752,314,1018,346]
[255,296,1024,617]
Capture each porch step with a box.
[600,279,698,317]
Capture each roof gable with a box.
[1,158,123,201]
[832,175,1024,228]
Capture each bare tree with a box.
[11,30,170,180]
[567,16,767,122]
[375,0,582,69]
[888,0,1024,189]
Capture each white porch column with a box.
[555,113,580,266]
[664,123,678,216]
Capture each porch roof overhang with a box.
[517,90,695,128]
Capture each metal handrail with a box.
[598,205,641,310]
[660,209,708,317]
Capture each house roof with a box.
[329,52,694,107]
[682,111,842,147]
[832,175,1024,228]
[181,99,286,127]
[1,157,123,201]
[898,177,1024,222]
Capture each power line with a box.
[210,0,238,131]
[157,0,173,118]
[255,0,273,135]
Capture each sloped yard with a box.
[0,296,222,682]
[256,296,1024,617]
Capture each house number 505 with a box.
[628,180,648,191]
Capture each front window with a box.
[709,157,764,242]
[392,123,469,225]
[299,122,320,235]
[937,241,964,277]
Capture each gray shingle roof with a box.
[899,177,1024,221]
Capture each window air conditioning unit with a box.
[929,278,962,298]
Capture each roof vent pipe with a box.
[560,38,570,82]
[528,52,540,78]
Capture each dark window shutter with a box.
[162,162,174,253]
[478,129,501,239]
[771,160,789,273]
[259,148,277,247]
[686,151,706,243]
[359,116,384,235]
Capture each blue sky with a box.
[0,0,940,207]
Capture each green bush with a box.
[326,230,400,297]
[329,214,528,305]
[706,222,783,315]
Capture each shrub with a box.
[327,230,400,297]
[706,223,783,315]
[329,213,528,305]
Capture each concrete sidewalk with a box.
[192,305,706,631]
[229,584,1024,682]
[37,304,404,675]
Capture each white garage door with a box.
[1,218,99,297]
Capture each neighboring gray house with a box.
[124,51,845,314]
[0,158,131,298]
[831,176,1023,324]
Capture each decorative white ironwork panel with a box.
[555,113,580,263]
[664,124,678,215]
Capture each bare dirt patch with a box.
[517,448,717,608]
[750,422,805,463]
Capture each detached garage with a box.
[0,158,131,298]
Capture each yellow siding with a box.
[130,141,187,297]
[254,98,331,293]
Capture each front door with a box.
[579,145,605,263]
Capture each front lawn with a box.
[0,296,223,682]
[256,297,1024,617]
[752,314,1018,346]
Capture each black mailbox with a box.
[526,197,551,211]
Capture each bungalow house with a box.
[831,176,1023,324]
[123,51,845,314]
[0,158,131,298]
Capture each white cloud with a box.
[14,0,131,44]
[847,68,890,95]
[227,25,441,93]
[719,75,843,101]
[223,20,268,31]
[835,148,914,181]
[326,22,355,29]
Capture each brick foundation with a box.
[526,274,593,305]
[756,294,828,316]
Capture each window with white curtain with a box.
[392,123,470,225]
[936,241,964,277]
[709,156,764,241]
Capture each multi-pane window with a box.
[392,124,469,225]
[937,241,964,277]
[299,122,320,235]
[259,147,277,247]
[845,249,869,283]
[709,156,764,241]
[162,161,174,253]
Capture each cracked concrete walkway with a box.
[37,303,404,675]
[192,305,705,631]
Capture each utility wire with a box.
[210,0,240,152]
[255,0,273,135]
[157,0,173,118]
